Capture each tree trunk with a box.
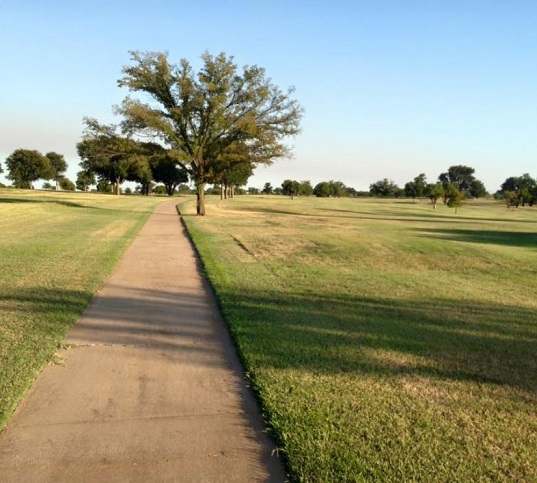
[220,184,225,200]
[197,182,206,216]
[115,178,121,195]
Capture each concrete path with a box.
[0,200,286,482]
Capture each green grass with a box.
[181,195,537,482]
[0,189,169,431]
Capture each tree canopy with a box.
[404,173,427,201]
[45,152,68,190]
[438,165,486,198]
[499,173,537,207]
[5,149,54,189]
[369,178,402,197]
[424,183,444,209]
[77,117,164,195]
[117,50,303,215]
[151,154,189,196]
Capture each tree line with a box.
[0,50,534,212]
[1,149,73,191]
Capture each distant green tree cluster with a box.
[369,165,488,208]
[369,178,403,198]
[4,149,74,190]
[495,173,537,208]
[280,179,315,199]
[313,180,349,197]
[77,118,188,196]
[404,174,427,202]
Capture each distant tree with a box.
[150,154,189,196]
[218,161,253,199]
[346,187,358,197]
[96,178,113,193]
[152,185,168,195]
[447,188,465,214]
[500,176,520,193]
[273,187,283,195]
[248,187,260,195]
[500,173,536,207]
[369,178,401,197]
[5,149,54,189]
[424,183,444,209]
[117,51,302,215]
[262,182,273,194]
[42,181,55,190]
[58,177,76,191]
[469,179,488,198]
[177,183,193,194]
[299,180,313,196]
[0,162,3,174]
[205,185,222,195]
[128,156,153,195]
[404,173,427,202]
[76,170,96,191]
[313,181,331,198]
[124,186,133,195]
[328,180,347,197]
[45,152,68,190]
[282,179,301,199]
[438,165,486,198]
[503,190,519,208]
[441,182,459,205]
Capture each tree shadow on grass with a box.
[220,289,537,395]
[413,228,537,249]
[0,197,158,213]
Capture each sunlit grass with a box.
[0,189,168,431]
[182,195,537,482]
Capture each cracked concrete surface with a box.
[0,200,286,482]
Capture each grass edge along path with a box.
[0,190,169,431]
[179,195,537,482]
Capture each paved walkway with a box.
[0,200,286,482]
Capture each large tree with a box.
[117,51,302,215]
[5,149,54,189]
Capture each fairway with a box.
[181,195,537,482]
[0,189,169,431]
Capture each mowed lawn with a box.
[0,189,168,430]
[181,195,537,482]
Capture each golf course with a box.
[1,189,536,481]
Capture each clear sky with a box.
[1,0,536,192]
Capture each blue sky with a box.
[1,0,536,191]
